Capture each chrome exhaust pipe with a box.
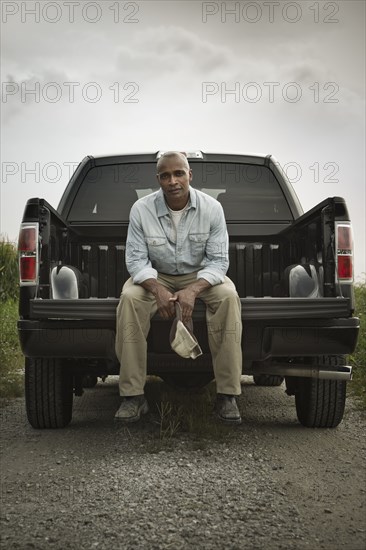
[250,365,352,381]
[318,368,352,381]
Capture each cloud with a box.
[115,26,232,78]
[1,69,72,123]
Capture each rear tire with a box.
[295,378,346,428]
[25,358,73,429]
[253,374,284,386]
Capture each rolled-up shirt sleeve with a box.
[126,204,158,284]
[197,204,229,286]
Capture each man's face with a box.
[156,155,192,208]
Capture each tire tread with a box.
[295,355,347,428]
[25,358,73,429]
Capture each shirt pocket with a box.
[146,237,168,262]
[188,233,209,258]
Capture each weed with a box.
[0,300,24,398]
[145,377,231,446]
[349,283,366,407]
[0,237,19,302]
[156,400,182,440]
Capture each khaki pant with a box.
[115,272,243,396]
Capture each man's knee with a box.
[121,282,145,302]
[223,286,239,300]
[211,283,239,303]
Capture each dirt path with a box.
[1,377,365,550]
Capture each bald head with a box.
[157,151,190,172]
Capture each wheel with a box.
[82,375,98,388]
[295,378,346,428]
[25,358,73,429]
[159,373,214,390]
[253,374,284,386]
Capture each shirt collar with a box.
[155,186,197,217]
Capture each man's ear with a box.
[189,169,193,181]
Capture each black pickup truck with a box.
[17,151,360,429]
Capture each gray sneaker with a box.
[114,395,149,422]
[215,394,242,424]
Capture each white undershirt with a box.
[167,203,189,243]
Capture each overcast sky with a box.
[1,0,365,279]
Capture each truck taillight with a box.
[335,223,353,282]
[18,223,39,285]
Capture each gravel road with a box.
[1,376,365,550]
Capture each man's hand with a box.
[171,279,212,323]
[155,285,176,319]
[170,288,197,323]
[140,279,175,319]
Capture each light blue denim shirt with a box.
[126,187,229,286]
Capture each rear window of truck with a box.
[68,162,292,222]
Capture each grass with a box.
[349,283,366,407]
[0,237,19,302]
[0,237,24,398]
[0,300,24,398]
[144,377,231,450]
